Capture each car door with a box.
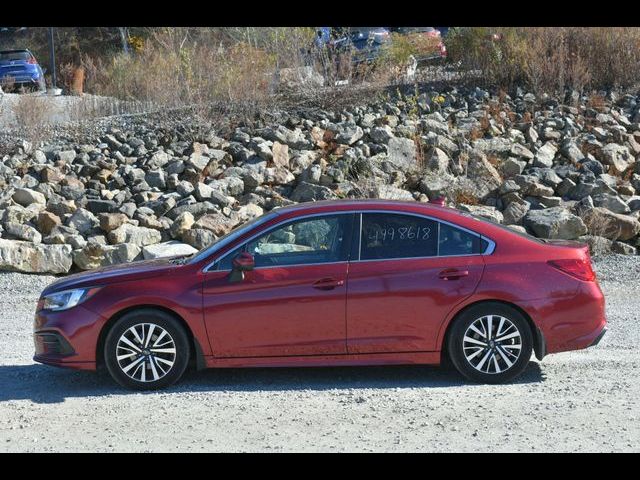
[202,213,355,358]
[346,212,486,354]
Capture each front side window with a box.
[360,213,438,260]
[218,214,352,269]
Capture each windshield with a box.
[187,211,279,265]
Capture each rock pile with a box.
[2,86,640,273]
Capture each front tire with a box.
[104,309,190,390]
[447,303,533,384]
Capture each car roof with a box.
[273,199,455,216]
[0,49,31,54]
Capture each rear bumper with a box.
[523,281,607,355]
[588,325,607,347]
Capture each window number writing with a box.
[368,226,431,242]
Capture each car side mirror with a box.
[228,252,255,283]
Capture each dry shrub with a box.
[587,93,607,111]
[12,95,55,145]
[453,188,480,206]
[447,27,640,94]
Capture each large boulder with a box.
[386,137,418,171]
[142,241,198,260]
[108,224,162,247]
[524,207,587,239]
[12,188,46,207]
[601,143,633,175]
[73,242,142,270]
[582,207,640,241]
[0,239,72,274]
[194,213,239,237]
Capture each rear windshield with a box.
[0,51,31,61]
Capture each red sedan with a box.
[33,200,607,390]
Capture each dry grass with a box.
[11,95,56,146]
[447,27,640,94]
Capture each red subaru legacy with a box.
[34,200,607,390]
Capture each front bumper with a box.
[33,304,106,371]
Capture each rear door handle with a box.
[312,278,345,290]
[438,269,469,280]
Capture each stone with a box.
[524,207,587,239]
[370,185,414,201]
[170,212,195,239]
[12,188,46,207]
[36,211,61,235]
[3,222,42,243]
[99,213,129,233]
[533,142,558,168]
[369,125,395,144]
[290,182,338,202]
[74,242,141,270]
[271,141,290,169]
[592,193,631,214]
[503,200,530,225]
[142,241,198,260]
[501,158,526,177]
[601,143,632,175]
[181,228,215,250]
[426,147,450,173]
[67,208,99,234]
[582,207,640,241]
[194,213,239,236]
[108,224,162,247]
[0,239,72,274]
[458,205,503,224]
[387,137,418,171]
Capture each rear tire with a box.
[447,303,533,384]
[104,309,190,391]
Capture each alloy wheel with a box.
[462,315,522,375]
[115,323,177,383]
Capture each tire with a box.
[447,303,533,384]
[104,309,190,390]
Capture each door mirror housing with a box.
[229,252,255,283]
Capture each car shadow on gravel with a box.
[0,362,545,403]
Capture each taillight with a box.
[27,57,37,64]
[548,258,596,282]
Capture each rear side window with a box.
[360,213,438,260]
[438,223,486,255]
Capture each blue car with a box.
[0,49,46,92]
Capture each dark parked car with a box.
[0,49,45,92]
[34,199,607,390]
[388,27,447,63]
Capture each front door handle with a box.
[438,269,469,280]
[312,278,345,290]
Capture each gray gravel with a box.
[0,255,638,452]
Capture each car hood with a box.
[42,258,182,296]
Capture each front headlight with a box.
[41,288,99,312]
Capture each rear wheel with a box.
[448,303,533,384]
[104,309,190,390]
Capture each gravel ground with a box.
[0,255,638,452]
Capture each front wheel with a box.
[447,303,533,384]
[104,309,190,390]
